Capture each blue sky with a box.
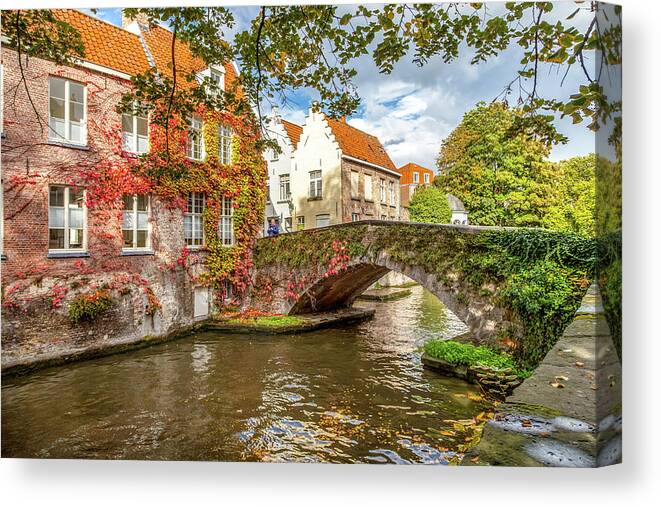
[90,4,595,169]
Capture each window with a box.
[351,171,359,198]
[218,124,232,164]
[380,178,386,203]
[315,214,330,228]
[48,186,86,251]
[270,148,279,162]
[309,170,322,198]
[219,196,233,246]
[49,77,86,144]
[424,173,430,184]
[194,287,209,318]
[413,172,420,183]
[389,181,396,206]
[364,174,373,201]
[122,195,150,250]
[279,174,291,201]
[184,192,205,247]
[380,215,387,220]
[284,217,292,232]
[223,279,233,303]
[187,115,204,160]
[122,105,148,154]
[209,68,224,94]
[351,213,360,222]
[297,216,305,230]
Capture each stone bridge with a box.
[251,221,535,349]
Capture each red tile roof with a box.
[281,119,302,148]
[326,118,397,172]
[140,24,238,91]
[52,9,150,76]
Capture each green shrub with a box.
[408,186,452,223]
[423,339,530,378]
[68,290,113,324]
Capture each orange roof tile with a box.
[325,118,396,172]
[281,119,302,148]
[140,24,238,91]
[53,9,150,76]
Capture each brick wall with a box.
[1,48,211,360]
[340,158,401,222]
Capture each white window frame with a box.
[185,192,205,248]
[424,173,430,184]
[48,77,87,145]
[296,215,305,230]
[122,194,151,251]
[279,174,291,201]
[122,104,149,154]
[219,196,234,247]
[413,172,420,183]
[351,213,360,222]
[270,148,279,162]
[364,174,373,201]
[350,170,359,199]
[208,66,225,95]
[380,178,386,203]
[389,181,396,206]
[48,185,87,253]
[309,170,322,198]
[315,214,330,228]
[187,115,205,161]
[218,124,232,164]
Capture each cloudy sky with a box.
[90,3,595,170]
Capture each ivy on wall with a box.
[254,224,598,369]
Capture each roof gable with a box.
[325,118,396,171]
[281,119,302,148]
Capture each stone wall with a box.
[340,157,401,222]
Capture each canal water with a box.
[2,286,492,463]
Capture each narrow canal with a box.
[2,286,493,463]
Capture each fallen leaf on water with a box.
[550,381,565,388]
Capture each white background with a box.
[2,0,660,505]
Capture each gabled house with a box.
[398,162,435,209]
[263,107,302,234]
[289,108,402,230]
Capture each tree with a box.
[542,154,596,237]
[2,2,621,150]
[435,102,556,227]
[408,186,451,224]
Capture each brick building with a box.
[1,10,260,362]
[398,162,435,208]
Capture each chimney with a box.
[122,10,150,29]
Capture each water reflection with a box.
[2,286,490,463]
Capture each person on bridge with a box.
[267,219,280,237]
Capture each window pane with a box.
[69,122,83,143]
[123,229,134,248]
[122,195,134,211]
[123,211,134,229]
[48,207,64,228]
[136,195,148,212]
[49,118,65,139]
[122,114,134,134]
[136,230,148,248]
[50,97,65,120]
[137,211,148,229]
[69,81,84,103]
[69,229,84,249]
[122,132,133,151]
[70,188,85,207]
[137,135,148,153]
[50,78,65,99]
[49,229,65,249]
[70,102,84,123]
[184,215,192,240]
[69,207,84,229]
[136,116,148,136]
[49,187,65,207]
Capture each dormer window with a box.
[205,66,225,97]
